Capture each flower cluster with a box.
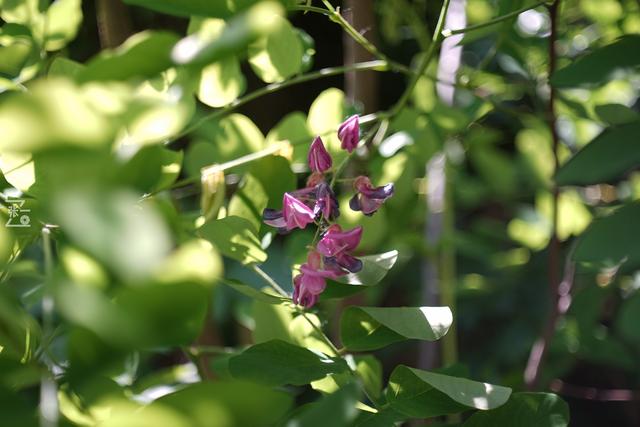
[262,115,395,308]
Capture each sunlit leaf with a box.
[340,306,453,351]
[322,251,398,299]
[248,15,303,83]
[198,216,267,264]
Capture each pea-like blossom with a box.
[263,182,339,232]
[317,224,363,273]
[293,250,340,307]
[308,136,332,173]
[338,115,359,153]
[349,176,394,216]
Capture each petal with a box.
[308,136,333,173]
[349,194,362,212]
[283,193,315,230]
[263,208,286,228]
[336,253,363,273]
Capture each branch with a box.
[388,0,452,117]
[442,1,550,37]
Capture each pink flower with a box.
[317,224,363,273]
[338,115,359,153]
[349,176,394,216]
[263,183,339,231]
[293,251,340,307]
[263,193,315,231]
[308,136,332,173]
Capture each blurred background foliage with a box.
[1,0,640,426]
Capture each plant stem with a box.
[40,227,58,427]
[288,4,331,16]
[524,0,561,390]
[300,312,340,356]
[388,0,452,117]
[167,60,395,145]
[251,264,289,297]
[442,0,550,37]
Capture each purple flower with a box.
[308,136,332,173]
[338,115,359,153]
[263,193,315,231]
[263,182,339,231]
[317,224,363,273]
[293,251,340,308]
[349,176,394,216]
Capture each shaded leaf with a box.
[594,104,640,126]
[551,35,640,87]
[463,392,569,427]
[222,279,288,304]
[387,365,511,418]
[229,339,348,386]
[555,121,640,186]
[286,383,360,427]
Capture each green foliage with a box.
[463,392,570,426]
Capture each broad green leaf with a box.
[555,121,640,186]
[0,152,35,192]
[286,383,360,427]
[48,56,85,78]
[0,79,115,152]
[51,190,173,281]
[198,57,246,107]
[44,0,82,51]
[354,355,383,400]
[463,392,569,427]
[387,366,511,418]
[551,35,640,88]
[0,289,40,362]
[153,239,223,287]
[248,15,303,83]
[0,386,38,427]
[116,283,209,347]
[616,293,640,343]
[171,2,284,67]
[0,0,42,25]
[307,88,347,155]
[228,339,348,386]
[322,251,398,299]
[148,381,293,427]
[249,155,295,210]
[594,104,640,125]
[340,306,453,351]
[265,111,313,165]
[356,407,407,427]
[194,114,265,168]
[122,0,286,19]
[228,173,268,232]
[0,36,32,78]
[198,216,267,264]
[222,279,289,304]
[574,203,640,269]
[78,31,179,82]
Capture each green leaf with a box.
[248,15,303,83]
[307,88,347,155]
[463,392,569,427]
[573,203,640,269]
[171,2,284,68]
[354,355,383,400]
[122,0,285,19]
[198,216,267,264]
[322,251,399,299]
[228,173,268,233]
[198,57,246,106]
[44,0,82,51]
[51,189,173,281]
[387,365,512,418]
[0,36,33,78]
[551,35,640,88]
[229,339,348,386]
[222,279,289,304]
[48,56,85,78]
[555,121,640,186]
[265,111,313,165]
[0,79,115,152]
[148,381,293,427]
[340,306,453,351]
[78,31,179,82]
[616,293,640,344]
[249,155,296,210]
[285,383,360,427]
[594,104,640,125]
